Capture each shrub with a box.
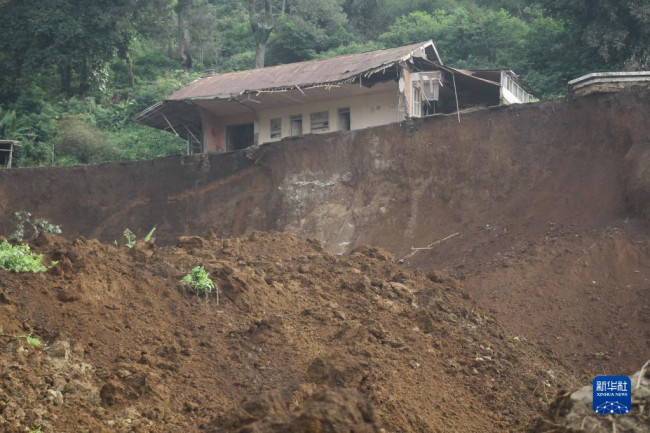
[0,240,52,272]
[181,266,217,301]
[54,115,119,165]
[220,50,255,72]
[118,227,155,247]
[110,124,185,161]
[34,219,62,235]
[123,228,136,248]
[8,210,62,242]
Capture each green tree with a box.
[378,8,528,68]
[175,0,196,69]
[519,10,606,98]
[38,0,137,97]
[536,0,650,69]
[342,0,460,40]
[0,1,37,99]
[245,0,278,68]
[186,1,221,67]
[267,0,352,65]
[0,0,143,99]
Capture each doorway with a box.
[337,107,350,131]
[226,123,254,151]
[290,115,303,136]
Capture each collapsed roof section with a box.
[171,40,441,100]
[407,56,504,110]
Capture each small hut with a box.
[0,140,20,168]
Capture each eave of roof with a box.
[460,68,535,95]
[568,71,650,86]
[168,40,440,101]
[0,140,21,146]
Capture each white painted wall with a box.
[257,87,402,143]
[501,72,533,104]
[501,86,521,104]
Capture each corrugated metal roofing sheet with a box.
[169,41,438,100]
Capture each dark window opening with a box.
[337,107,350,131]
[270,118,281,139]
[422,100,436,116]
[226,123,254,151]
[310,111,329,132]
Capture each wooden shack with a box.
[0,140,20,168]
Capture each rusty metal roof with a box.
[169,40,440,100]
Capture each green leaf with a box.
[144,227,156,243]
[180,266,216,300]
[123,228,136,248]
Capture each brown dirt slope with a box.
[408,219,650,377]
[1,232,578,432]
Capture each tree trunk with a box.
[182,27,192,69]
[61,63,72,98]
[79,56,89,98]
[14,54,25,88]
[249,0,274,69]
[166,21,174,58]
[255,41,266,68]
[177,0,192,69]
[127,57,135,88]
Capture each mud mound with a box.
[534,364,650,433]
[211,388,380,433]
[0,232,578,432]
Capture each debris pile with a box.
[0,232,580,432]
[535,364,650,432]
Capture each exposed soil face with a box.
[0,232,579,432]
[0,88,648,429]
[1,89,647,250]
[408,220,650,376]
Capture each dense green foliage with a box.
[0,240,50,272]
[0,0,646,167]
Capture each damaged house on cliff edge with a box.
[134,40,533,154]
